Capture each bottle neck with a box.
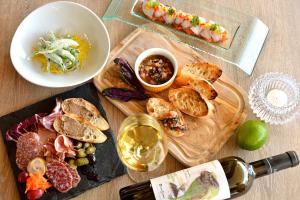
[250,151,299,179]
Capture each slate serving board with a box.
[0,83,126,200]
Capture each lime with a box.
[237,120,268,151]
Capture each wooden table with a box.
[0,0,299,199]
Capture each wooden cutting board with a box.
[93,28,248,167]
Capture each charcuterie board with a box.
[0,83,125,200]
[93,28,248,167]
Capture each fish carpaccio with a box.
[140,0,227,43]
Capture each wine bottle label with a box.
[150,160,230,200]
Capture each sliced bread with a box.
[176,62,222,85]
[53,114,107,143]
[62,98,109,131]
[188,78,218,100]
[169,87,208,117]
[146,98,187,137]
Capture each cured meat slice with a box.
[46,160,73,193]
[16,132,44,170]
[37,127,57,145]
[54,135,76,157]
[65,163,81,187]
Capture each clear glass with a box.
[117,113,168,182]
[249,72,300,125]
[103,0,269,75]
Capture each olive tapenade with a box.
[139,55,174,85]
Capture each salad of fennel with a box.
[33,32,90,74]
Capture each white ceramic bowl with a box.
[10,1,110,88]
[134,48,178,92]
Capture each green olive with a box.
[86,146,96,154]
[68,159,75,165]
[68,159,77,169]
[74,142,83,149]
[77,148,87,158]
[83,143,90,149]
[75,158,89,166]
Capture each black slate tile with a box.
[0,83,126,200]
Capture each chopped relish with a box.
[168,7,176,15]
[210,24,222,33]
[191,16,200,26]
[139,55,174,85]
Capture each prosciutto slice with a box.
[38,126,57,144]
[54,135,76,157]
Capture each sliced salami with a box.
[16,132,44,170]
[64,163,81,187]
[46,160,73,193]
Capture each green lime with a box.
[237,120,268,151]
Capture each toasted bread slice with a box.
[176,62,222,85]
[188,79,218,100]
[53,114,107,143]
[169,87,208,117]
[146,98,186,137]
[62,98,109,131]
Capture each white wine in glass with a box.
[117,114,168,182]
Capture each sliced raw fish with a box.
[175,10,185,25]
[191,26,202,35]
[140,0,228,43]
[142,1,154,19]
[164,14,176,24]
[211,32,222,42]
[181,19,191,29]
[154,8,164,18]
[200,29,212,42]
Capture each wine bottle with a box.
[119,151,299,200]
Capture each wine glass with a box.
[117,113,168,183]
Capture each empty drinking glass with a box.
[249,72,300,125]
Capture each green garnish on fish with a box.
[191,16,200,26]
[210,24,222,33]
[168,7,176,15]
[147,0,159,8]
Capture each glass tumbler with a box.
[249,72,300,125]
